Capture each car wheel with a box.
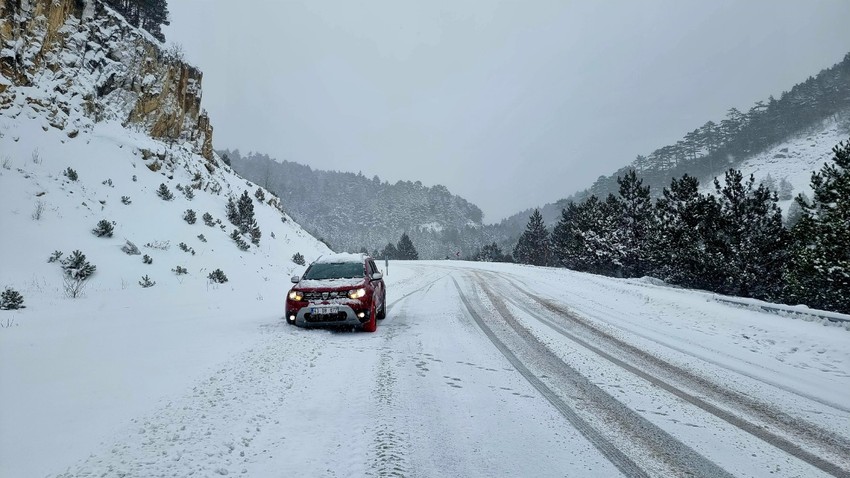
[362,301,377,332]
[377,293,386,320]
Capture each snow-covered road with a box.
[2,261,848,477]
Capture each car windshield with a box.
[303,262,363,280]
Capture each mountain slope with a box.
[0,0,330,320]
[225,149,488,259]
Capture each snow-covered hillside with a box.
[704,115,850,214]
[0,0,331,316]
[0,114,330,315]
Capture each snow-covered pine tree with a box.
[513,209,550,266]
[237,190,255,233]
[713,169,787,300]
[614,170,655,277]
[551,202,579,269]
[552,197,619,273]
[226,196,239,226]
[396,233,419,260]
[784,139,850,314]
[653,175,724,289]
[0,287,25,310]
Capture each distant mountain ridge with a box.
[224,150,490,259]
[498,52,850,233]
[228,52,850,260]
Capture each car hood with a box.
[295,278,366,290]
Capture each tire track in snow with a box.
[501,270,850,414]
[365,298,412,478]
[450,277,653,478]
[488,272,850,478]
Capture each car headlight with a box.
[289,290,303,301]
[348,288,366,299]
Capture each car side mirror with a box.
[291,275,300,283]
[371,272,383,281]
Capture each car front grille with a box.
[303,291,348,301]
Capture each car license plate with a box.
[311,306,338,316]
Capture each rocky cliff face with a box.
[0,0,214,162]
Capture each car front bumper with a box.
[290,303,370,327]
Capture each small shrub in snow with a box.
[1,156,10,170]
[281,216,288,223]
[175,184,184,192]
[121,240,141,255]
[292,252,305,265]
[92,219,115,237]
[132,174,137,182]
[178,242,195,255]
[60,251,96,298]
[255,188,265,201]
[145,240,170,250]
[31,149,41,164]
[102,179,113,187]
[202,212,215,226]
[230,229,250,251]
[172,266,188,275]
[121,195,132,205]
[197,234,207,243]
[139,275,156,288]
[156,183,174,200]
[0,287,25,310]
[270,231,275,239]
[184,209,197,225]
[61,250,96,280]
[250,226,261,245]
[32,200,44,220]
[47,250,63,263]
[143,254,153,264]
[208,269,228,284]
[64,167,78,181]
[183,187,195,200]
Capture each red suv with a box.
[286,253,386,332]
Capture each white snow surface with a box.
[1,256,848,477]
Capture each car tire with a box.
[362,301,377,332]
[377,292,386,320]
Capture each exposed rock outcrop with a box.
[0,0,215,162]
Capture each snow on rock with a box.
[0,0,214,160]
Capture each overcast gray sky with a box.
[165,0,850,223]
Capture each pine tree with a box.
[226,196,239,226]
[478,242,509,262]
[381,242,398,260]
[551,197,620,274]
[156,183,174,200]
[653,175,725,290]
[614,170,655,277]
[0,287,25,310]
[784,139,850,313]
[396,233,419,260]
[713,169,787,300]
[237,191,255,234]
[513,210,550,266]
